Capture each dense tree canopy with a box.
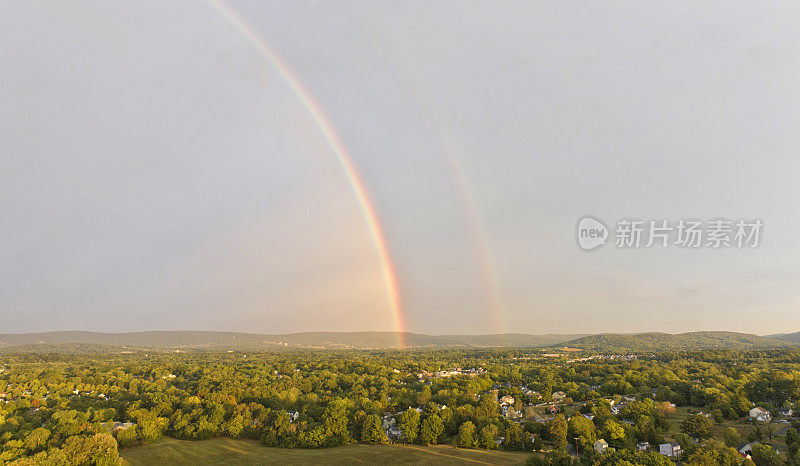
[1,347,799,464]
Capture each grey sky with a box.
[2,1,799,335]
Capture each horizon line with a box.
[0,329,793,337]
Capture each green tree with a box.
[504,422,525,450]
[115,427,139,448]
[682,414,713,439]
[595,450,672,465]
[398,409,420,444]
[723,427,741,447]
[685,439,743,466]
[749,425,763,442]
[568,415,596,450]
[477,394,498,418]
[602,419,625,441]
[478,424,498,450]
[455,421,475,448]
[786,427,800,449]
[675,433,697,456]
[548,414,568,447]
[23,427,50,453]
[360,414,387,444]
[223,414,245,438]
[527,449,576,466]
[750,444,781,466]
[90,433,122,466]
[419,415,444,445]
[322,400,350,446]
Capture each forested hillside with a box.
[560,331,793,352]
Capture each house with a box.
[637,442,650,451]
[552,391,567,402]
[387,426,403,440]
[593,439,608,454]
[494,436,505,447]
[113,422,134,432]
[287,410,300,421]
[621,395,636,402]
[582,413,595,421]
[737,442,759,458]
[504,408,523,421]
[523,389,541,400]
[659,442,682,457]
[382,416,396,430]
[750,407,772,423]
[780,408,794,418]
[500,395,515,406]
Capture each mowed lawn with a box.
[664,406,758,440]
[121,438,532,465]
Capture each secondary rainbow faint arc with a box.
[206,0,407,347]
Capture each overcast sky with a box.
[2,1,799,335]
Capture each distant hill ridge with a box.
[0,331,587,350]
[562,331,794,352]
[767,331,800,344]
[0,330,795,352]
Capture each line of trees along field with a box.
[1,348,800,465]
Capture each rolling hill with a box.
[0,331,588,351]
[766,331,800,344]
[1,330,795,353]
[558,331,794,352]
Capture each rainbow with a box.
[444,156,505,335]
[206,0,407,347]
[345,11,505,334]
[333,4,506,333]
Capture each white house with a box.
[750,407,772,423]
[637,442,650,451]
[552,391,567,402]
[500,395,515,406]
[593,439,608,454]
[659,442,682,457]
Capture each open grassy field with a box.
[120,438,532,465]
[663,406,758,441]
[662,406,792,455]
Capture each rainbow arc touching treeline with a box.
[207,0,503,346]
